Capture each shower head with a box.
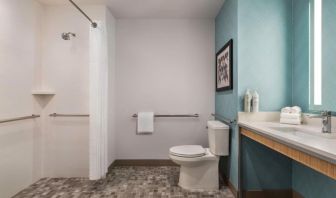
[62,32,76,40]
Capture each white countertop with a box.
[239,121,336,164]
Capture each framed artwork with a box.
[216,39,233,91]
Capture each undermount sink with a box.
[269,126,336,139]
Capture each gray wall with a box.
[115,19,215,159]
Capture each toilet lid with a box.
[169,145,206,158]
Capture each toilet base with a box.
[178,157,219,191]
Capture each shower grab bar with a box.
[0,114,40,124]
[49,113,89,117]
[132,113,199,118]
[68,0,97,28]
[211,113,236,125]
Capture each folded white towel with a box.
[280,117,301,125]
[281,107,292,113]
[280,113,302,120]
[137,112,154,134]
[281,106,302,114]
[291,106,302,114]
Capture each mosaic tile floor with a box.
[13,166,234,198]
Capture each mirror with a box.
[310,0,336,111]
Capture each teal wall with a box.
[215,0,336,195]
[215,0,239,188]
[215,0,238,119]
[237,0,293,191]
[292,0,310,112]
[237,0,293,111]
[216,0,293,190]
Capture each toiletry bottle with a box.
[244,89,252,112]
[252,90,259,112]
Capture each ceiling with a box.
[36,0,225,19]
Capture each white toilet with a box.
[169,120,229,190]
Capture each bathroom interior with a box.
[1,0,335,197]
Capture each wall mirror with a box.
[310,0,336,111]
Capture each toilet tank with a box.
[207,120,230,156]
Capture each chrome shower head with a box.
[62,32,76,40]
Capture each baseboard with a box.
[242,189,292,198]
[228,180,239,198]
[110,159,178,168]
[292,190,304,198]
[242,189,304,198]
[221,175,239,198]
[221,175,303,198]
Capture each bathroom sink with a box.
[269,126,336,139]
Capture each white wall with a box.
[115,19,215,159]
[0,0,43,197]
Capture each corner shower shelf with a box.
[32,90,55,95]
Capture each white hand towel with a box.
[137,112,154,134]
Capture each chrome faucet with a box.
[308,111,332,133]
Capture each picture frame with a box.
[216,39,233,92]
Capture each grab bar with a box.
[132,113,199,118]
[211,113,236,125]
[49,113,89,117]
[0,114,40,124]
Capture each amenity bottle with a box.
[244,89,252,112]
[252,90,259,112]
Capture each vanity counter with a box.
[239,121,336,180]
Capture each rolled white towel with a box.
[280,112,302,120]
[280,117,301,125]
[281,107,292,113]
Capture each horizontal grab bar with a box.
[0,114,40,124]
[132,114,199,118]
[49,113,90,117]
[211,113,236,125]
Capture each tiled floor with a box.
[13,166,234,198]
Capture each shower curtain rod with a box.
[68,0,97,28]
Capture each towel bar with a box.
[0,114,40,124]
[49,113,89,117]
[132,114,199,118]
[211,113,236,125]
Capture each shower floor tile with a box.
[13,166,234,198]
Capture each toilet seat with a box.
[169,145,206,158]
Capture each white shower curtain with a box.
[89,21,108,180]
